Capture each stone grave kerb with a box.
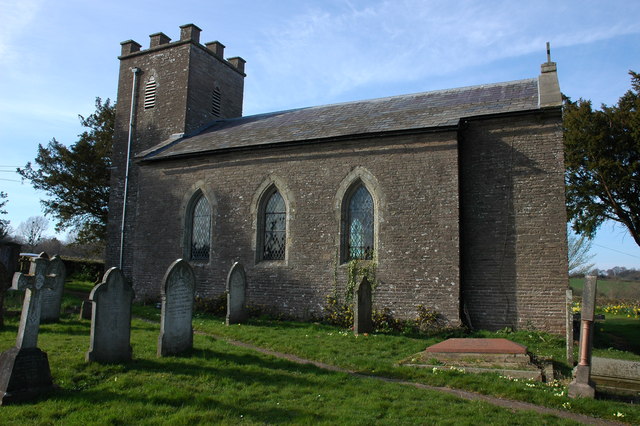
[226,262,248,325]
[158,259,196,357]
[568,275,597,398]
[0,255,55,405]
[86,267,134,363]
[354,276,373,335]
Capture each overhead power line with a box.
[593,243,640,259]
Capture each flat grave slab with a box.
[402,338,550,382]
[424,338,527,354]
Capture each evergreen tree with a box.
[18,98,114,243]
[564,71,640,246]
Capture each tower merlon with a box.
[180,23,202,43]
[227,57,246,74]
[205,41,225,58]
[150,32,171,48]
[121,40,142,56]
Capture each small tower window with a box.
[211,87,222,117]
[144,77,157,109]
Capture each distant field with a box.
[569,277,640,300]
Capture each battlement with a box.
[119,23,245,75]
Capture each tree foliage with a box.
[563,71,640,247]
[16,216,49,252]
[567,232,595,276]
[17,98,114,243]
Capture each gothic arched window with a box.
[261,190,286,261]
[189,192,211,261]
[344,184,374,261]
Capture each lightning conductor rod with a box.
[119,67,141,270]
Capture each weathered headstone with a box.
[354,276,373,334]
[566,288,574,366]
[158,259,195,357]
[0,242,21,329]
[0,263,9,329]
[79,300,92,320]
[0,256,55,405]
[40,256,66,323]
[86,267,134,363]
[591,357,640,394]
[226,262,247,325]
[568,275,597,398]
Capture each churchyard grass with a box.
[0,295,576,425]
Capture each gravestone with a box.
[0,263,9,329]
[79,300,92,320]
[226,262,247,325]
[40,256,66,323]
[0,256,55,405]
[568,275,597,398]
[158,259,196,357]
[354,276,373,334]
[0,242,21,329]
[86,267,134,363]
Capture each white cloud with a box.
[244,0,640,111]
[0,0,43,63]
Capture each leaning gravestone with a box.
[0,263,9,329]
[0,256,55,405]
[40,256,66,323]
[158,259,196,357]
[86,267,134,363]
[226,262,247,325]
[568,275,597,398]
[354,276,373,335]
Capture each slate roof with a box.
[140,77,540,161]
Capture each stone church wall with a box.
[128,131,462,323]
[459,111,567,334]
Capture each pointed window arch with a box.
[258,188,287,261]
[343,184,374,261]
[187,191,211,261]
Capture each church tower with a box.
[106,24,246,273]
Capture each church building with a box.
[106,24,568,333]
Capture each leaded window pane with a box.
[191,195,211,260]
[347,185,374,260]
[263,191,286,260]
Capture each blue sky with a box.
[0,0,639,270]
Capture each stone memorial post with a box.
[86,267,134,363]
[568,275,597,398]
[354,276,373,335]
[158,259,196,357]
[40,256,66,323]
[226,262,247,325]
[0,256,55,405]
[566,288,574,366]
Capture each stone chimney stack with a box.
[539,42,562,107]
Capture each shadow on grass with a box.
[594,320,640,356]
[49,387,320,423]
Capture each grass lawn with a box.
[0,297,575,425]
[0,287,638,424]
